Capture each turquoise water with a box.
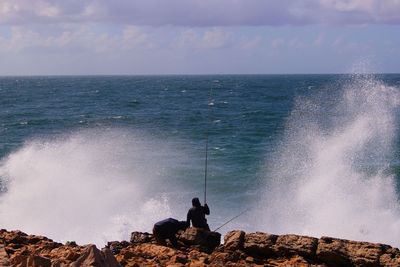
[1,74,400,246]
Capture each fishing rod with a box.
[213,208,250,232]
[204,88,213,204]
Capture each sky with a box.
[0,0,399,75]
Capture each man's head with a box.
[192,197,201,208]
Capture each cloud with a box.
[175,28,233,49]
[271,38,285,49]
[240,36,262,50]
[200,28,233,48]
[313,33,325,46]
[0,24,153,55]
[1,0,400,27]
[310,0,400,25]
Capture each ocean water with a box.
[1,74,400,247]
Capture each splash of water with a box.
[258,74,400,247]
[0,129,190,246]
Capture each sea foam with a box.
[257,74,400,247]
[0,129,190,246]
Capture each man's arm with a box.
[203,203,210,215]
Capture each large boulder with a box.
[130,232,153,244]
[317,236,383,267]
[0,245,10,266]
[379,246,400,266]
[179,228,221,252]
[26,255,52,267]
[115,243,178,266]
[243,232,277,257]
[3,228,400,266]
[274,234,318,259]
[106,241,131,254]
[71,245,120,267]
[224,230,245,251]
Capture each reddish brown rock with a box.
[243,232,278,257]
[130,232,154,244]
[274,234,318,259]
[26,254,51,267]
[0,244,10,266]
[316,236,388,267]
[0,230,120,267]
[224,230,245,251]
[1,228,400,266]
[379,246,400,266]
[70,244,120,267]
[265,255,315,267]
[178,228,221,252]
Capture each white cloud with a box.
[0,24,154,55]
[313,33,325,46]
[0,0,399,26]
[174,28,232,50]
[0,1,398,74]
[201,28,232,49]
[271,38,285,49]
[316,0,400,24]
[320,0,375,12]
[175,29,198,48]
[122,26,149,49]
[36,1,60,18]
[332,36,343,47]
[240,36,262,50]
[288,38,305,48]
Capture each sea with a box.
[1,74,400,247]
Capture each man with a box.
[152,218,188,247]
[187,197,210,230]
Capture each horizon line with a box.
[0,72,399,77]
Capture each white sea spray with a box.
[0,129,190,246]
[257,74,400,247]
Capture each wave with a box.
[0,129,192,246]
[257,74,400,247]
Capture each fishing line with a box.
[203,80,260,232]
[204,87,213,204]
[213,208,251,232]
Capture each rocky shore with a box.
[1,228,400,266]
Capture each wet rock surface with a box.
[1,228,400,266]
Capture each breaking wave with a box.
[0,129,191,246]
[258,74,400,247]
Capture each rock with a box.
[71,244,120,267]
[179,228,221,252]
[245,256,254,263]
[266,255,313,267]
[317,236,385,267]
[26,254,52,267]
[0,244,10,266]
[107,241,130,254]
[208,251,231,265]
[65,241,78,247]
[130,232,153,244]
[243,232,277,257]
[1,228,400,266]
[316,237,354,266]
[27,236,49,245]
[168,254,188,265]
[274,234,318,259]
[224,230,245,251]
[188,249,209,261]
[6,230,29,245]
[102,248,121,267]
[379,246,400,266]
